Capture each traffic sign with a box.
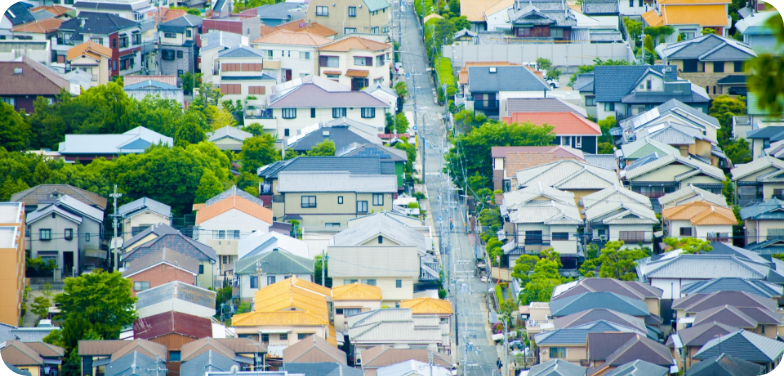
[406,72,411,78]
[438,216,442,222]
[412,126,417,131]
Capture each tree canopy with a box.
[747,14,784,116]
[307,139,336,156]
[578,241,650,281]
[241,134,280,175]
[663,237,713,254]
[0,102,31,151]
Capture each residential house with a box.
[359,346,453,376]
[304,0,390,37]
[482,0,514,33]
[194,186,273,274]
[527,360,587,376]
[0,340,64,376]
[666,321,740,370]
[584,198,657,249]
[363,83,398,112]
[181,337,269,372]
[235,248,314,302]
[585,334,675,375]
[399,298,453,349]
[0,202,25,327]
[692,330,784,373]
[78,339,167,376]
[635,251,784,299]
[581,184,653,213]
[62,69,94,91]
[118,197,172,241]
[274,19,339,39]
[515,160,620,211]
[679,276,783,300]
[500,97,587,118]
[283,334,348,364]
[593,65,709,121]
[66,40,111,87]
[180,347,242,374]
[740,198,784,248]
[656,34,756,98]
[285,118,383,155]
[317,37,391,90]
[332,283,383,333]
[1,3,35,39]
[58,126,173,163]
[122,247,200,297]
[135,280,217,319]
[548,292,663,328]
[215,46,277,105]
[251,76,388,141]
[251,30,332,83]
[618,139,681,167]
[501,185,582,266]
[744,126,784,159]
[459,0,506,31]
[231,276,336,348]
[732,156,784,207]
[158,14,202,77]
[123,78,184,105]
[155,8,187,23]
[552,279,663,318]
[11,17,64,47]
[103,340,169,376]
[202,13,261,42]
[199,30,247,85]
[534,322,643,365]
[685,353,764,376]
[671,290,780,332]
[506,0,577,40]
[661,201,737,243]
[735,9,781,55]
[658,184,728,213]
[375,360,451,376]
[57,12,144,76]
[338,144,408,192]
[740,93,784,139]
[0,56,70,113]
[26,195,105,278]
[641,0,731,41]
[121,227,219,289]
[133,311,213,374]
[238,231,311,260]
[573,74,597,118]
[347,309,444,363]
[11,184,107,214]
[491,146,586,193]
[207,125,253,152]
[503,112,602,154]
[529,308,650,339]
[622,153,726,200]
[243,3,306,27]
[465,66,551,118]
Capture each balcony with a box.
[244,107,277,130]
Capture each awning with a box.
[43,358,62,365]
[93,358,111,367]
[323,70,342,75]
[346,69,369,78]
[85,249,107,259]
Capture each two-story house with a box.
[662,201,737,243]
[331,283,383,333]
[234,248,314,302]
[622,152,726,201]
[642,0,731,42]
[249,75,388,141]
[122,247,200,297]
[305,0,390,36]
[584,190,658,249]
[490,145,586,193]
[57,12,143,76]
[465,65,551,118]
[0,56,70,113]
[515,159,620,212]
[741,199,784,248]
[656,34,756,98]
[118,197,171,242]
[731,156,784,207]
[502,112,602,154]
[251,30,331,83]
[215,45,277,105]
[507,0,578,39]
[66,40,111,87]
[199,30,247,86]
[317,36,391,90]
[158,14,202,78]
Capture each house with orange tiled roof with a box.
[642,0,732,42]
[662,201,737,243]
[10,18,63,41]
[332,283,383,332]
[502,112,602,154]
[317,36,392,90]
[252,30,333,83]
[275,20,338,39]
[400,297,453,349]
[66,41,112,87]
[194,186,274,275]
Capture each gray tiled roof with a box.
[666,322,739,348]
[288,127,380,153]
[680,278,783,299]
[208,126,253,143]
[693,330,784,363]
[11,184,107,209]
[136,281,216,311]
[5,3,35,25]
[334,212,426,254]
[234,248,314,275]
[159,14,202,33]
[672,290,777,313]
[572,73,594,92]
[205,185,265,207]
[534,320,643,345]
[123,222,181,250]
[180,350,239,374]
[467,66,551,93]
[621,86,710,105]
[581,0,618,14]
[339,144,407,162]
[284,363,363,376]
[123,231,218,262]
[277,172,397,193]
[516,160,619,191]
[583,154,616,171]
[636,253,776,282]
[268,76,387,108]
[581,185,651,209]
[258,156,390,179]
[606,360,668,376]
[122,247,200,277]
[118,197,172,219]
[218,45,266,58]
[255,3,306,20]
[657,34,756,62]
[60,11,139,35]
[658,185,728,208]
[549,292,651,318]
[554,309,647,333]
[528,359,587,376]
[508,2,577,26]
[594,65,676,103]
[745,126,784,139]
[106,351,164,376]
[505,98,587,117]
[685,353,764,376]
[740,198,784,220]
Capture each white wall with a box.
[650,278,686,300]
[122,212,170,242]
[239,273,313,300]
[196,209,271,245]
[619,0,652,16]
[270,106,385,141]
[252,44,319,82]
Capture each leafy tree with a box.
[663,237,713,254]
[677,33,683,42]
[518,249,565,305]
[536,58,553,72]
[195,170,224,203]
[170,6,202,15]
[244,124,264,137]
[284,148,299,160]
[710,95,747,141]
[723,138,752,165]
[597,116,616,154]
[544,68,562,81]
[511,255,539,285]
[579,241,649,280]
[307,139,336,156]
[395,81,408,111]
[180,72,202,95]
[394,112,410,134]
[747,14,784,116]
[643,35,656,63]
[0,103,30,151]
[314,255,332,287]
[213,106,238,129]
[31,296,51,319]
[568,58,631,86]
[241,134,280,175]
[448,0,459,14]
[44,316,103,376]
[702,28,716,35]
[451,16,471,33]
[623,17,642,45]
[394,139,417,175]
[174,112,207,147]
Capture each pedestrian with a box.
[496,357,503,373]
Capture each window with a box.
[361,107,376,118]
[266,50,274,58]
[682,59,698,72]
[645,79,652,90]
[338,196,343,204]
[309,108,316,118]
[213,230,226,239]
[344,28,357,34]
[325,223,341,227]
[298,333,311,340]
[134,281,151,291]
[550,347,566,358]
[300,51,310,60]
[344,308,361,316]
[284,129,290,137]
[585,96,595,106]
[267,276,276,285]
[348,6,356,16]
[517,27,531,36]
[362,279,376,286]
[186,29,192,37]
[85,232,90,242]
[344,279,358,284]
[734,61,744,72]
[679,227,693,236]
[280,333,288,340]
[376,55,385,67]
[112,39,117,48]
[552,232,569,241]
[261,334,269,342]
[119,36,129,48]
[371,26,379,34]
[707,232,729,242]
[319,56,339,67]
[767,229,784,240]
[357,201,368,213]
[332,108,347,118]
[177,50,183,58]
[316,6,328,15]
[714,61,725,73]
[169,351,181,362]
[550,28,563,39]
[230,230,240,239]
[0,98,14,106]
[373,193,384,206]
[629,0,633,6]
[604,102,615,111]
[164,32,176,38]
[64,229,73,240]
[336,308,344,314]
[354,57,372,66]
[301,196,317,208]
[250,276,258,288]
[396,279,402,288]
[282,108,297,119]
[378,235,383,244]
[525,230,543,245]
[219,83,241,95]
[638,0,642,5]
[620,231,645,243]
[199,264,204,274]
[249,86,265,95]
[575,136,582,148]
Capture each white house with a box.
[317,36,392,90]
[363,83,398,113]
[216,45,277,105]
[251,29,332,82]
[200,30,248,85]
[118,197,172,242]
[238,231,311,259]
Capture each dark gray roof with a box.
[180,350,239,375]
[205,186,265,207]
[123,222,182,250]
[0,323,17,343]
[505,98,586,117]
[572,73,595,92]
[234,249,313,275]
[118,197,172,219]
[60,11,139,35]
[284,362,363,376]
[74,0,149,11]
[258,156,391,179]
[584,154,616,171]
[508,2,577,26]
[657,99,721,127]
[680,278,783,299]
[740,198,784,221]
[218,45,266,58]
[555,309,646,333]
[666,322,740,348]
[339,144,407,162]
[122,247,201,277]
[620,87,710,105]
[686,353,764,376]
[255,3,305,20]
[657,34,756,62]
[528,359,587,376]
[4,3,35,25]
[549,292,652,319]
[106,351,165,376]
[745,126,784,140]
[159,14,203,33]
[467,66,551,93]
[693,330,784,363]
[123,231,218,262]
[288,128,378,153]
[454,29,478,38]
[599,335,674,369]
[594,65,676,103]
[581,0,619,14]
[11,184,107,210]
[268,79,388,108]
[605,360,668,376]
[717,75,748,84]
[534,321,643,345]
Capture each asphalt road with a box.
[395,4,502,375]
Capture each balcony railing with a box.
[245,108,275,119]
[272,195,284,203]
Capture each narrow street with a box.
[396,3,501,375]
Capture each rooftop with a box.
[252,29,332,46]
[468,66,550,93]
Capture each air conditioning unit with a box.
[599,235,607,241]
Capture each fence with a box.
[444,42,636,68]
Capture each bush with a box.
[435,58,457,102]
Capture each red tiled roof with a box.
[0,56,69,96]
[490,145,584,158]
[502,112,601,135]
[133,311,212,340]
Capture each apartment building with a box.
[0,202,25,326]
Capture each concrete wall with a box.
[332,277,413,303]
[444,43,635,68]
[333,300,382,332]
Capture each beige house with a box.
[66,41,111,87]
[118,197,171,242]
[731,156,784,207]
[332,282,383,332]
[400,298,453,350]
[251,30,332,82]
[347,309,444,363]
[305,0,390,37]
[623,153,726,200]
[317,37,392,90]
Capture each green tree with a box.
[597,116,616,154]
[536,58,553,72]
[448,0,459,14]
[0,103,30,151]
[307,139,336,156]
[709,95,747,141]
[511,255,539,285]
[723,138,752,165]
[746,14,784,116]
[518,249,565,305]
[568,58,631,86]
[241,134,280,174]
[544,68,562,81]
[31,296,51,320]
[394,139,417,175]
[195,169,224,204]
[394,112,410,134]
[244,124,264,137]
[579,241,649,280]
[623,18,643,45]
[314,255,332,287]
[643,35,656,63]
[451,16,470,32]
[174,112,207,147]
[702,28,716,35]
[284,148,299,160]
[170,6,202,15]
[663,237,713,254]
[180,72,202,95]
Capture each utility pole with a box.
[429,350,434,376]
[321,250,326,286]
[109,185,123,272]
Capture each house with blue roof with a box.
[693,330,784,373]
[740,198,784,248]
[118,197,172,242]
[533,321,643,365]
[246,3,306,26]
[58,126,173,164]
[464,65,551,118]
[123,79,184,104]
